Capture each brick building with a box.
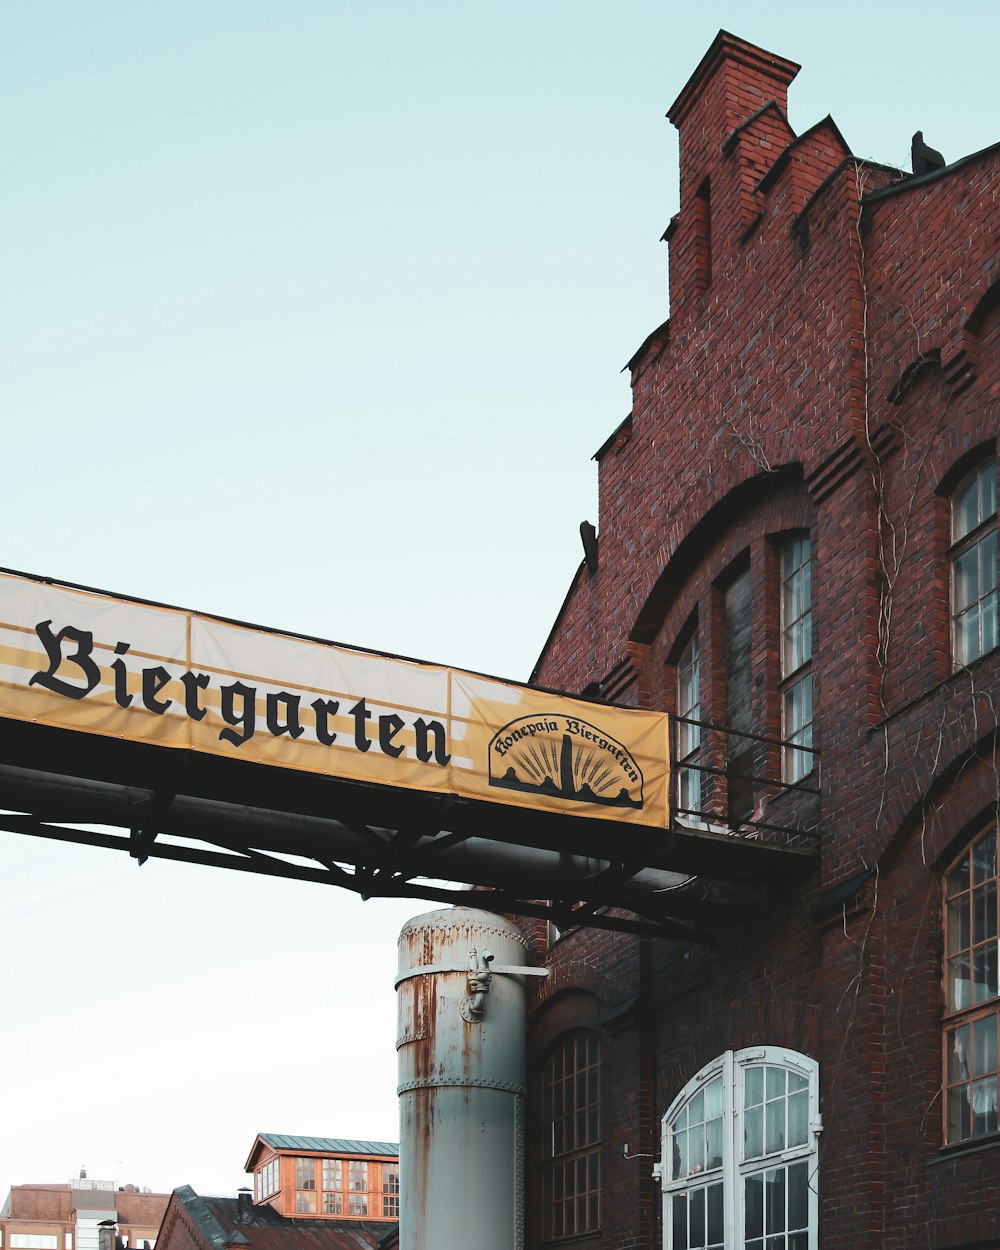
[0,1175,167,1250]
[524,30,1000,1250]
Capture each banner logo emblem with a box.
[488,714,644,810]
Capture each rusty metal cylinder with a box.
[396,907,528,1250]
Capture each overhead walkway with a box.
[0,715,818,943]
[0,566,818,941]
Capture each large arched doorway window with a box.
[659,1047,819,1250]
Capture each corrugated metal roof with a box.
[256,1135,398,1158]
[176,1192,395,1250]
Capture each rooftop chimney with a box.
[236,1190,253,1224]
[663,32,800,318]
[668,31,799,137]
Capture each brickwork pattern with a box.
[525,30,1000,1250]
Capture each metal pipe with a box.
[0,762,692,906]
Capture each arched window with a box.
[944,823,999,1143]
[659,1047,819,1250]
[541,1030,601,1240]
[950,458,998,666]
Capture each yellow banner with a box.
[0,571,670,828]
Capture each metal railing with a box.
[670,713,820,849]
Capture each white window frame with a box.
[659,1046,820,1250]
[255,1156,279,1202]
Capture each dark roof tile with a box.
[174,1192,394,1250]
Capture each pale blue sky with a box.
[1,0,997,1200]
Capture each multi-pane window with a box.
[348,1161,369,1216]
[382,1163,400,1218]
[261,1152,397,1221]
[255,1157,279,1202]
[669,1068,725,1247]
[295,1157,317,1214]
[724,566,754,821]
[944,825,999,1143]
[661,1047,819,1250]
[780,536,813,783]
[542,1031,601,1241]
[676,632,702,816]
[321,1160,343,1215]
[951,458,998,667]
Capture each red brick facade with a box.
[526,31,1000,1250]
[0,1181,167,1250]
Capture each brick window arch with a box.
[944,823,999,1143]
[541,1030,601,1240]
[659,1047,819,1250]
[665,527,816,823]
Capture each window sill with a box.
[929,1132,1000,1165]
[874,643,1000,729]
[541,1233,602,1247]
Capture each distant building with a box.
[243,1136,399,1224]
[0,1175,167,1250]
[156,1188,395,1250]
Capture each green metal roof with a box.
[257,1134,399,1157]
